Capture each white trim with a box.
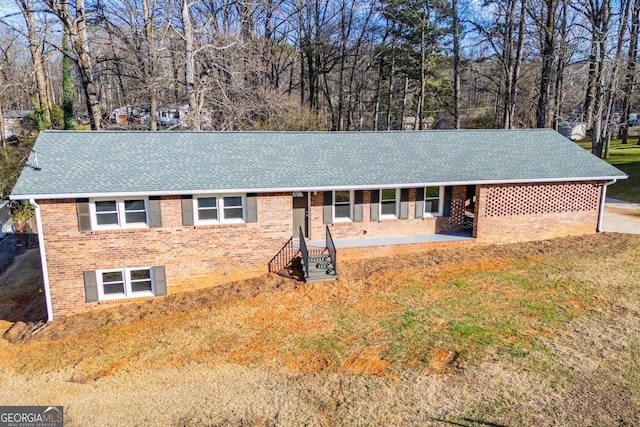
[597,180,616,232]
[332,190,353,222]
[9,176,628,201]
[193,194,246,225]
[31,199,53,322]
[96,266,155,301]
[379,188,399,219]
[89,197,150,230]
[424,185,444,217]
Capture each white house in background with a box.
[558,121,586,141]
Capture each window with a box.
[380,188,398,218]
[90,198,149,229]
[194,195,246,224]
[425,186,444,216]
[97,267,155,300]
[333,190,352,221]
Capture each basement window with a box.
[97,267,155,300]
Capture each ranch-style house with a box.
[10,129,627,320]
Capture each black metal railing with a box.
[299,226,309,279]
[267,237,295,274]
[325,225,337,275]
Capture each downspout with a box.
[30,199,53,322]
[597,180,617,233]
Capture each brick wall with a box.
[37,182,604,317]
[309,188,467,241]
[38,193,291,317]
[473,181,604,243]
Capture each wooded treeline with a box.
[1,0,639,156]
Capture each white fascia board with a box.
[9,175,628,200]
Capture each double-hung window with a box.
[333,190,353,221]
[424,186,444,216]
[194,195,245,224]
[91,198,149,229]
[97,267,154,300]
[380,188,398,218]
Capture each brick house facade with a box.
[11,130,626,319]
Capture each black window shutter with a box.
[149,197,162,228]
[76,199,91,232]
[181,195,194,226]
[246,193,258,223]
[400,188,410,219]
[415,187,425,219]
[370,190,380,222]
[443,186,453,217]
[154,266,167,296]
[354,190,364,222]
[323,191,332,224]
[83,270,99,302]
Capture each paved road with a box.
[602,198,640,234]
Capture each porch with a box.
[307,231,473,250]
[269,228,475,284]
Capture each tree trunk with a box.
[536,0,558,129]
[62,1,74,130]
[552,0,568,130]
[0,67,6,150]
[589,0,611,157]
[143,0,158,131]
[182,0,200,130]
[622,0,640,144]
[386,57,395,131]
[17,0,51,128]
[452,0,461,129]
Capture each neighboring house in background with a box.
[3,110,35,139]
[558,121,587,141]
[10,129,627,320]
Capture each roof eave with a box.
[10,175,627,201]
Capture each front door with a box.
[292,192,309,237]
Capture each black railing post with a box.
[325,225,337,275]
[299,226,309,279]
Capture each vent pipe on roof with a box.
[26,150,41,171]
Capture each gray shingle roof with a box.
[10,129,627,198]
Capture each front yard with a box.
[1,233,639,425]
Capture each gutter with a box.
[10,175,628,201]
[30,199,53,322]
[597,180,617,233]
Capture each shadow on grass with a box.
[0,240,48,325]
[430,417,507,427]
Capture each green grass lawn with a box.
[577,138,640,202]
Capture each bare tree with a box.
[534,0,559,128]
[452,0,460,129]
[576,0,611,157]
[15,0,51,128]
[42,0,103,130]
[621,0,640,144]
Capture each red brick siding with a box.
[309,187,467,241]
[37,182,604,316]
[38,194,291,317]
[473,182,603,243]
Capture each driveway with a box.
[602,198,640,234]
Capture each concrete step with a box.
[304,254,338,283]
